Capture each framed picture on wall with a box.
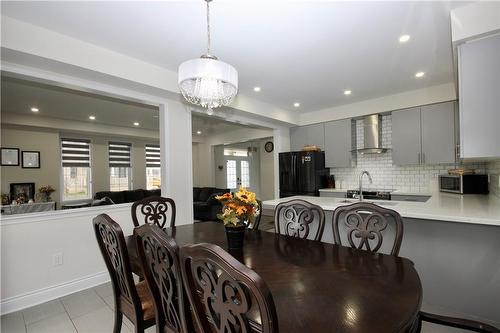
[1,148,20,166]
[10,183,35,201]
[22,151,40,168]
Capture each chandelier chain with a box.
[206,0,211,56]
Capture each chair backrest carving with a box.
[134,224,189,333]
[131,196,176,228]
[180,243,279,333]
[332,202,404,255]
[274,199,325,241]
[93,214,140,308]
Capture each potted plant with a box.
[215,187,258,250]
[38,185,56,202]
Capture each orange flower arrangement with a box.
[215,187,258,227]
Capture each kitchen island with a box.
[262,193,500,327]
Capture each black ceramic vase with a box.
[225,224,246,250]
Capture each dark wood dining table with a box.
[128,221,422,333]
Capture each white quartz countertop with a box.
[263,192,500,227]
[318,188,433,196]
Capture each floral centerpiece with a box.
[215,187,258,249]
[38,185,56,202]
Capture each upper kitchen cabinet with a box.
[290,123,325,151]
[392,107,422,165]
[392,101,456,165]
[458,34,500,159]
[324,119,354,168]
[421,102,456,164]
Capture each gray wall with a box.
[1,126,159,207]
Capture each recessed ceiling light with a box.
[89,115,96,120]
[133,122,140,126]
[344,90,352,95]
[253,86,261,92]
[293,102,300,108]
[399,34,411,43]
[415,71,425,78]
[30,107,39,112]
[196,130,202,135]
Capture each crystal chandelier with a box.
[178,0,238,115]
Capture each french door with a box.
[226,157,251,192]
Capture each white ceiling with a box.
[1,1,468,113]
[0,77,264,136]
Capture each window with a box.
[145,144,161,190]
[61,138,92,201]
[240,160,250,187]
[224,148,248,157]
[109,142,132,191]
[226,160,237,189]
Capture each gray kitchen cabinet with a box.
[458,34,500,159]
[392,107,421,165]
[421,102,456,164]
[392,102,456,165]
[324,119,353,168]
[290,123,325,151]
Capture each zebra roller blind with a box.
[61,138,91,167]
[108,142,132,168]
[145,144,160,167]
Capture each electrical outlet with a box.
[52,253,63,266]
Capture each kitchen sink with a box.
[337,199,398,206]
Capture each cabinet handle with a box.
[418,152,421,164]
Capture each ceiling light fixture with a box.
[30,107,39,112]
[293,102,300,108]
[253,87,261,92]
[344,90,352,95]
[89,115,96,120]
[178,0,238,116]
[399,34,411,43]
[196,130,202,135]
[133,122,140,126]
[415,71,425,78]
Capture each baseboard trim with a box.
[0,271,110,315]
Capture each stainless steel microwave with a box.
[439,174,489,194]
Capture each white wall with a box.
[299,83,456,125]
[259,138,275,200]
[451,2,500,43]
[0,205,134,314]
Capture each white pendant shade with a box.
[178,57,238,109]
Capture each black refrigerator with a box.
[279,151,330,198]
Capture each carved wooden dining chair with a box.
[134,224,193,333]
[418,311,500,333]
[128,196,177,277]
[274,199,326,241]
[180,243,279,333]
[93,214,155,333]
[131,196,176,228]
[332,202,404,256]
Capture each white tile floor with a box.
[0,283,155,333]
[2,219,497,333]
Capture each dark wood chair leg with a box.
[113,310,123,333]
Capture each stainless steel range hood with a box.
[355,114,390,154]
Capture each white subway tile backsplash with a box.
[329,115,486,193]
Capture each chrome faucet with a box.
[358,170,373,201]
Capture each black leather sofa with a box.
[94,189,161,204]
[193,187,229,221]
